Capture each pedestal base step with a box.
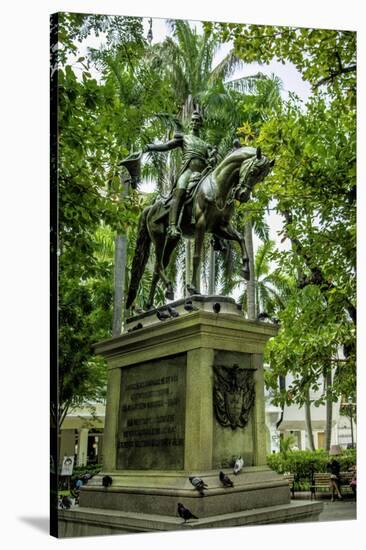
[58,500,323,538]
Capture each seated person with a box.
[349,465,356,496]
[327,458,342,501]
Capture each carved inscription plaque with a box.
[117,354,186,469]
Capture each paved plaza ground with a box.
[317,499,356,522]
[293,493,356,522]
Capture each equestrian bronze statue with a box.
[125,145,274,310]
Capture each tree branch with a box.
[314,64,356,88]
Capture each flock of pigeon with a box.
[127,299,222,332]
[178,456,244,523]
[127,304,279,333]
[58,458,245,524]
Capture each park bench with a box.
[310,472,355,500]
[283,473,295,499]
[339,471,355,494]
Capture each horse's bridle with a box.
[214,155,260,210]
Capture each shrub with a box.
[267,448,356,480]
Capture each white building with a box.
[264,373,356,453]
[59,402,105,467]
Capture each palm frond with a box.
[255,239,275,277]
[225,72,266,93]
[210,50,245,84]
[253,218,270,241]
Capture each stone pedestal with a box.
[59,296,322,536]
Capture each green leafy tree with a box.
[205,22,356,433]
[51,14,155,428]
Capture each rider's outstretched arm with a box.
[145,136,183,153]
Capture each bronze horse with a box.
[126,146,274,309]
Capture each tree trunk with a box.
[304,389,315,450]
[325,367,333,451]
[112,176,129,336]
[245,219,256,319]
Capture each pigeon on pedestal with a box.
[102,475,113,488]
[189,476,208,496]
[167,305,179,318]
[156,308,170,321]
[177,502,198,522]
[184,300,199,312]
[219,471,234,487]
[233,456,244,475]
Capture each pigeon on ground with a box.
[61,495,72,509]
[156,308,170,321]
[131,322,143,331]
[177,502,198,522]
[189,476,208,496]
[233,457,244,475]
[102,475,113,488]
[184,300,199,312]
[167,305,179,318]
[219,471,234,487]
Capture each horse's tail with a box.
[126,207,151,309]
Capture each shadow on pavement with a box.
[18,517,49,534]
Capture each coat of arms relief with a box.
[213,364,255,429]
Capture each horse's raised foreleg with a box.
[214,224,250,281]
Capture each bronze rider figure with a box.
[144,111,216,239]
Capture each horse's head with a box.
[235,147,275,202]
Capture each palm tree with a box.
[243,76,282,319]
[224,239,290,318]
[157,20,247,121]
[222,75,282,317]
[250,240,289,318]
